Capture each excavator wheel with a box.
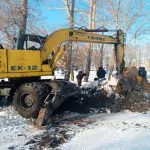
[13,82,50,119]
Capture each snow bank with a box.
[80,75,118,97]
[99,76,118,96]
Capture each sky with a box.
[41,7,68,28]
[30,0,89,32]
[27,0,150,44]
[37,0,69,30]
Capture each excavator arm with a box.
[42,28,125,74]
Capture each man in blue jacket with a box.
[97,66,106,79]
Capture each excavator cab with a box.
[13,34,46,50]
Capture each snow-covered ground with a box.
[60,111,150,150]
[0,71,150,149]
[0,106,150,150]
[0,107,44,150]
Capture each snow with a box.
[147,72,150,82]
[0,106,44,150]
[99,76,118,96]
[60,111,150,150]
[80,72,118,97]
[1,106,150,150]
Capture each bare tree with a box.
[0,0,20,48]
[45,0,76,80]
[63,0,76,81]
[84,0,96,82]
[19,0,28,35]
[0,0,48,48]
[92,45,102,69]
[103,0,150,68]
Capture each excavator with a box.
[0,27,125,126]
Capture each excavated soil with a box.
[114,76,150,112]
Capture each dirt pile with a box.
[77,67,150,113]
[114,67,150,112]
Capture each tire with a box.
[13,83,50,118]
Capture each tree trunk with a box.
[108,49,115,80]
[66,43,72,80]
[100,44,104,67]
[84,0,96,82]
[84,44,92,82]
[19,0,28,35]
[64,0,75,81]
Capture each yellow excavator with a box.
[0,27,125,125]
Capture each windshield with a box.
[14,34,46,50]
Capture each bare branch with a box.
[47,7,66,10]
[63,0,71,18]
[83,0,90,3]
[74,8,89,17]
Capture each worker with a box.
[76,71,86,86]
[138,67,147,79]
[97,66,106,79]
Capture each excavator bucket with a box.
[36,80,79,126]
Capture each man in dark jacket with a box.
[76,71,86,86]
[138,67,147,79]
[97,66,106,79]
